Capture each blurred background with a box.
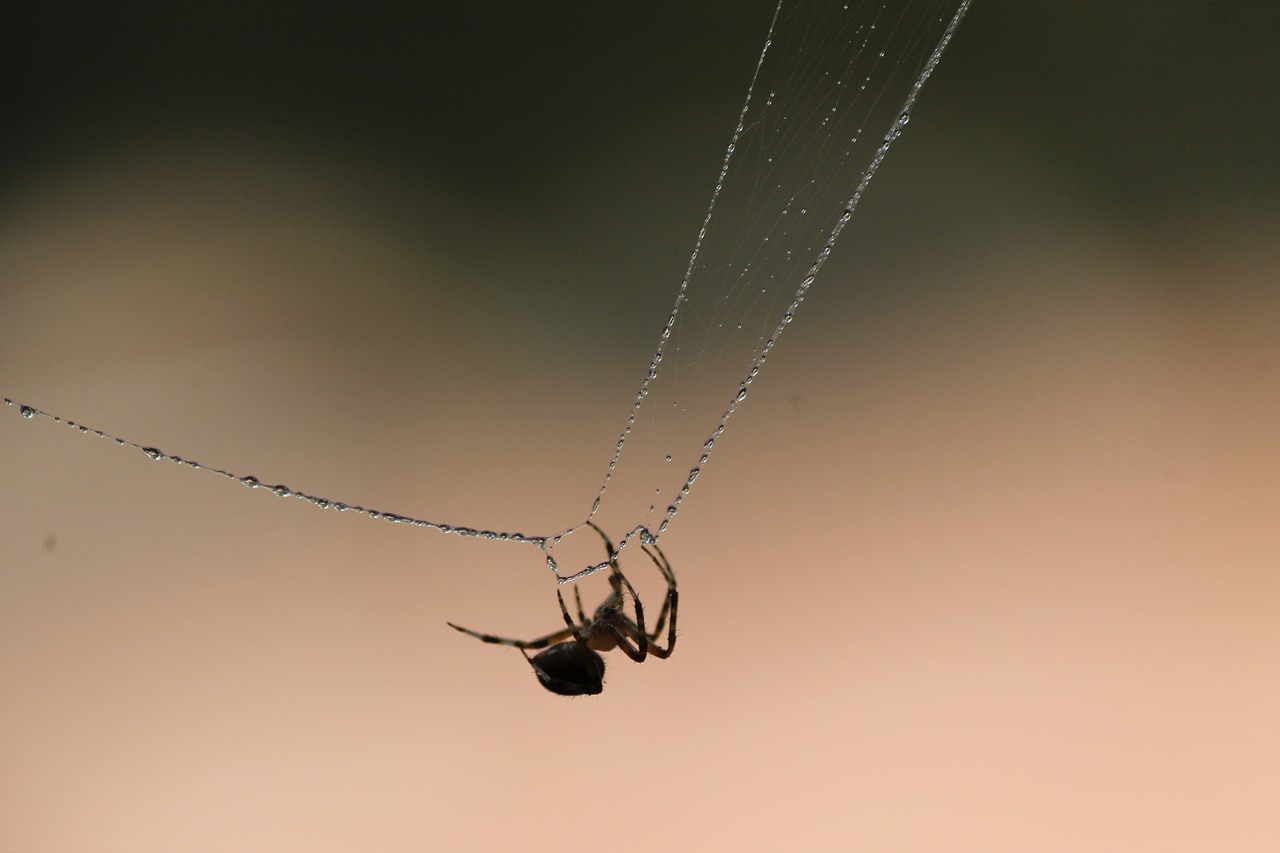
[2,1,1277,850]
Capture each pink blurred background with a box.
[2,2,1278,850]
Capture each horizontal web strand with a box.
[4,398,547,548]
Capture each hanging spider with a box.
[446,521,677,695]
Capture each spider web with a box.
[3,0,971,579]
[562,0,972,578]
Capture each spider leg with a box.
[583,519,626,606]
[555,587,582,634]
[446,622,577,650]
[640,544,675,638]
[639,543,678,659]
[642,591,677,659]
[586,519,618,561]
[648,590,673,640]
[584,520,675,663]
[600,564,651,662]
[645,539,677,586]
[586,519,647,650]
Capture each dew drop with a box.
[141,447,164,461]
[19,406,35,419]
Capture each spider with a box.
[446,521,677,695]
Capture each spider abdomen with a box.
[529,642,606,696]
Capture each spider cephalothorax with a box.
[447,522,677,695]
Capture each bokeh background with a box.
[2,2,1277,850]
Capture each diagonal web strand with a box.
[570,0,972,580]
